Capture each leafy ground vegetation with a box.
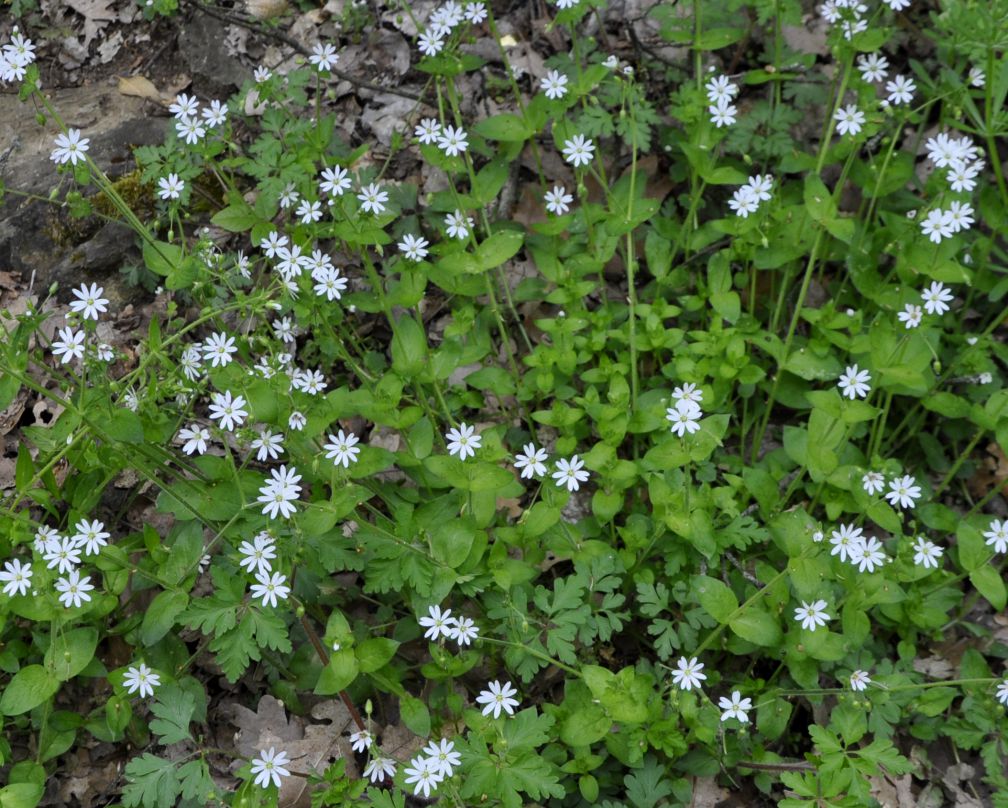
[1,0,1008,805]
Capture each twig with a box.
[298,613,366,731]
[180,0,426,103]
[737,760,816,772]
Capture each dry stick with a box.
[180,0,425,103]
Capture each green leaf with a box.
[149,685,196,745]
[0,665,60,715]
[122,754,181,808]
[356,638,399,672]
[957,521,989,572]
[0,783,44,808]
[211,202,260,233]
[400,694,431,736]
[473,113,532,141]
[140,591,189,646]
[429,521,476,567]
[970,565,1007,610]
[694,575,738,622]
[43,627,98,682]
[315,649,359,694]
[391,316,428,376]
[475,230,524,271]
[142,240,182,278]
[730,608,782,647]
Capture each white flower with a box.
[812,530,824,543]
[849,670,871,691]
[553,455,589,492]
[540,70,569,100]
[729,187,760,218]
[562,134,595,167]
[414,118,442,144]
[921,282,953,315]
[417,30,445,57]
[280,184,299,209]
[984,519,1008,553]
[718,691,752,722]
[404,756,443,798]
[398,232,430,261]
[849,535,886,573]
[445,423,481,460]
[357,183,389,215]
[250,747,291,789]
[203,332,238,367]
[179,424,210,455]
[254,65,272,82]
[947,162,980,194]
[55,569,94,608]
[862,471,885,495]
[202,99,227,127]
[289,411,307,431]
[44,537,82,575]
[672,382,704,404]
[897,303,922,329]
[296,199,323,224]
[123,663,161,698]
[476,680,520,718]
[419,604,457,640]
[0,559,32,597]
[666,399,702,437]
[705,74,738,103]
[349,729,373,753]
[437,125,469,156]
[794,599,831,631]
[968,66,985,88]
[68,282,109,321]
[830,523,863,563]
[885,474,921,510]
[257,465,302,519]
[883,0,911,9]
[175,116,206,145]
[313,266,348,301]
[544,185,573,215]
[465,2,488,23]
[947,200,975,232]
[920,208,955,243]
[50,128,90,166]
[309,41,339,72]
[445,210,473,240]
[833,104,865,137]
[671,656,706,691]
[208,391,249,432]
[912,536,943,570]
[363,757,397,783]
[514,443,548,479]
[238,532,277,576]
[250,569,290,608]
[261,231,289,258]
[423,738,461,778]
[157,173,185,200]
[838,364,871,399]
[169,92,199,119]
[449,615,479,646]
[319,165,352,196]
[72,518,110,556]
[885,74,915,105]
[52,326,86,364]
[249,430,284,462]
[996,679,1008,707]
[709,96,737,127]
[34,526,61,556]
[324,429,360,468]
[857,52,889,83]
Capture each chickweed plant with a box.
[2,0,1008,805]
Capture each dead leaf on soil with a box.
[870,774,917,808]
[912,655,955,679]
[225,695,357,807]
[692,777,731,807]
[117,75,171,106]
[967,442,1008,500]
[65,0,117,49]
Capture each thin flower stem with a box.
[478,636,581,675]
[295,608,366,731]
[932,427,985,499]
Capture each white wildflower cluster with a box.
[729,173,773,218]
[0,27,34,84]
[416,1,487,58]
[918,132,983,243]
[705,74,739,128]
[827,523,889,572]
[821,0,910,40]
[665,382,704,436]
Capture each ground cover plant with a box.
[1,0,1008,805]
